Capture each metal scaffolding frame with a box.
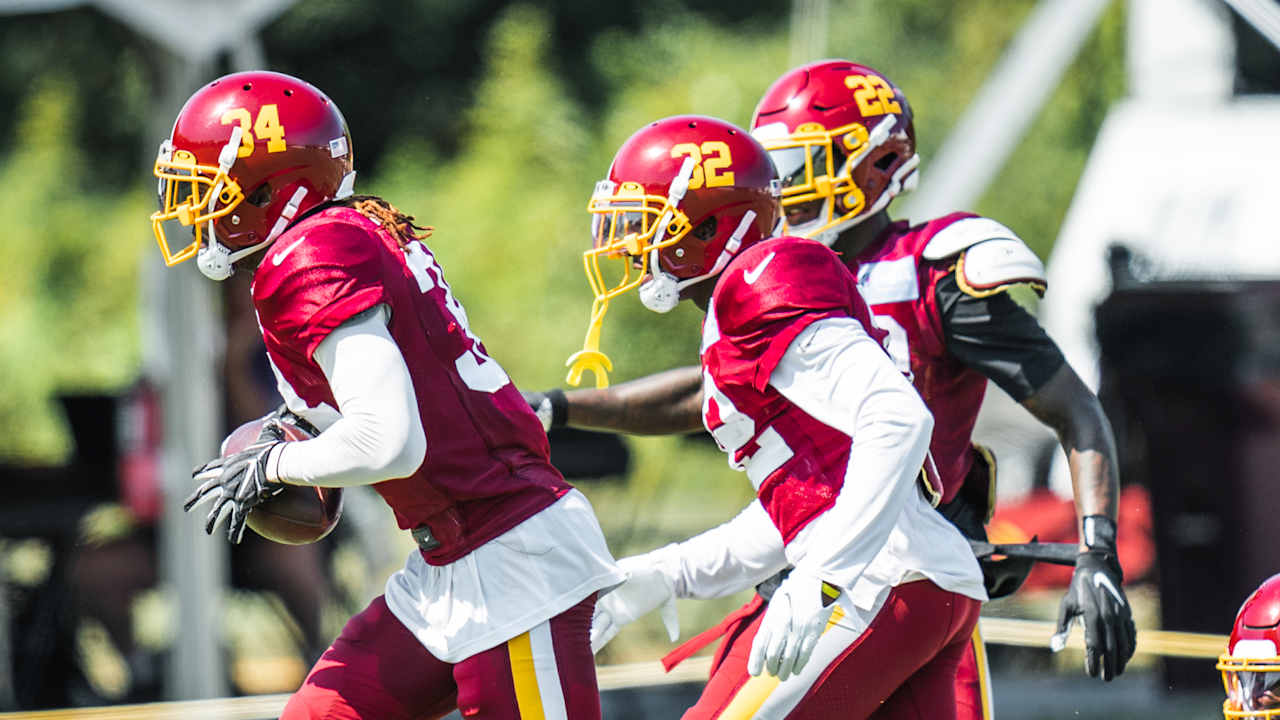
[0,0,296,700]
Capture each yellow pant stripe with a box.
[720,604,848,718]
[825,604,846,632]
[972,625,994,720]
[720,673,782,720]
[508,631,546,720]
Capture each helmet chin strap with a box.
[637,157,697,313]
[196,126,245,281]
[639,210,758,313]
[335,170,356,199]
[652,155,697,249]
[263,186,310,244]
[839,150,920,230]
[198,185,310,281]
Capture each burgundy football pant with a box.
[280,594,600,720]
[684,580,981,719]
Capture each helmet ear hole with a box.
[246,183,272,207]
[692,216,717,242]
[874,152,898,171]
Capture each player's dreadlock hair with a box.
[338,195,434,249]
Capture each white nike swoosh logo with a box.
[1093,572,1126,606]
[272,237,306,266]
[743,251,776,284]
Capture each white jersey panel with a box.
[383,489,624,662]
[770,318,986,609]
[658,499,789,600]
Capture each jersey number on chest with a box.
[404,244,511,393]
[701,372,795,488]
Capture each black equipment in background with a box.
[1095,250,1280,691]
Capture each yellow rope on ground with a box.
[0,621,1226,720]
[978,617,1226,659]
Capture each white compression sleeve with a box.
[272,306,427,487]
[769,317,934,588]
[651,499,789,600]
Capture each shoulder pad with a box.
[956,238,1047,298]
[921,217,1021,260]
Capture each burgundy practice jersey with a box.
[847,211,986,505]
[252,206,570,564]
[699,236,891,542]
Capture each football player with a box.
[528,60,1136,717]
[569,113,988,718]
[1219,573,1280,718]
[152,71,623,719]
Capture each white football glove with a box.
[590,552,680,653]
[747,570,839,682]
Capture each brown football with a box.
[221,417,344,545]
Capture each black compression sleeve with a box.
[937,272,1066,402]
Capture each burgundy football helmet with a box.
[750,60,917,246]
[151,71,355,280]
[567,115,780,388]
[1220,574,1280,718]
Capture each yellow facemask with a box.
[150,128,245,267]
[566,171,693,389]
[1220,654,1280,718]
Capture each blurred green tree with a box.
[0,0,1124,470]
[0,79,145,460]
[0,0,1127,666]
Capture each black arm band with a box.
[545,388,568,430]
[1082,515,1118,554]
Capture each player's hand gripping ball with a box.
[185,415,343,545]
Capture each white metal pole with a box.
[790,0,829,67]
[900,0,1112,220]
[145,55,229,701]
[98,0,294,699]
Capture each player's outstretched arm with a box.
[1023,363,1135,682]
[524,365,703,435]
[936,252,1135,681]
[589,500,787,653]
[1020,364,1119,547]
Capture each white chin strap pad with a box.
[640,269,681,313]
[197,227,235,281]
[196,127,246,281]
[640,209,759,313]
[197,186,312,281]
